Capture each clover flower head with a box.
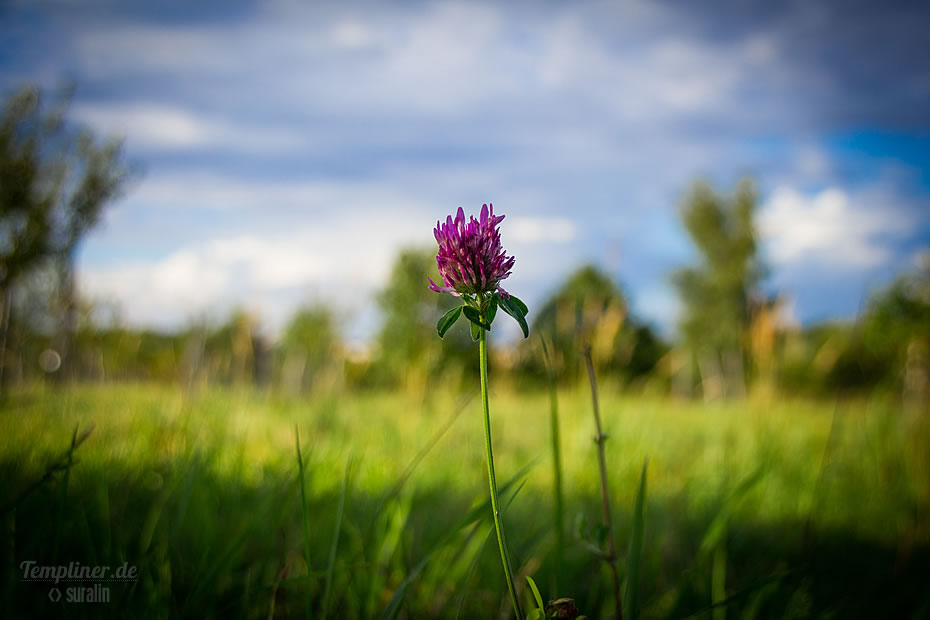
[428,203,515,298]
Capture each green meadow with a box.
[2,383,928,618]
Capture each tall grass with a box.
[0,383,928,618]
[540,336,565,594]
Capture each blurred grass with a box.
[1,383,929,618]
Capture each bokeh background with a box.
[3,0,929,341]
[1,1,929,618]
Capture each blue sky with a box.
[2,0,928,344]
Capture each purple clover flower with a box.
[428,203,515,298]
[428,204,528,620]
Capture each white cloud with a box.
[330,20,377,50]
[74,103,208,148]
[79,199,436,329]
[759,185,912,269]
[508,216,577,243]
[73,103,306,153]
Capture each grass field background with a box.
[2,383,929,618]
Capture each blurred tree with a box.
[862,253,930,403]
[772,258,930,400]
[528,264,665,385]
[672,179,764,400]
[277,304,342,394]
[0,85,131,390]
[374,248,472,392]
[2,268,187,385]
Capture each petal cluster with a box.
[428,203,515,297]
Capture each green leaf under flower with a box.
[463,306,490,331]
[508,294,529,316]
[497,294,529,338]
[436,305,464,338]
[486,298,498,325]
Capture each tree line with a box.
[2,85,927,403]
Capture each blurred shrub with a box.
[276,304,342,394]
[515,264,666,388]
[775,255,929,401]
[368,247,473,392]
[862,254,930,401]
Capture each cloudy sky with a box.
[2,0,928,343]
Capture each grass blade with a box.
[295,425,313,620]
[365,392,473,544]
[540,334,565,589]
[681,569,793,620]
[381,462,536,620]
[321,458,350,620]
[526,575,545,611]
[712,543,727,620]
[623,459,648,620]
[455,480,528,620]
[52,424,80,564]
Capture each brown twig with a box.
[1,423,95,516]
[584,346,622,620]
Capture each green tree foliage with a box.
[672,179,764,398]
[775,256,930,400]
[373,248,472,390]
[0,87,129,279]
[0,91,53,292]
[0,85,131,386]
[527,264,665,385]
[861,254,930,399]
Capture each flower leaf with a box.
[470,320,481,341]
[497,295,529,338]
[436,305,463,339]
[486,298,498,325]
[463,306,490,331]
[508,294,529,316]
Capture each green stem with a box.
[479,328,524,620]
[584,347,622,620]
